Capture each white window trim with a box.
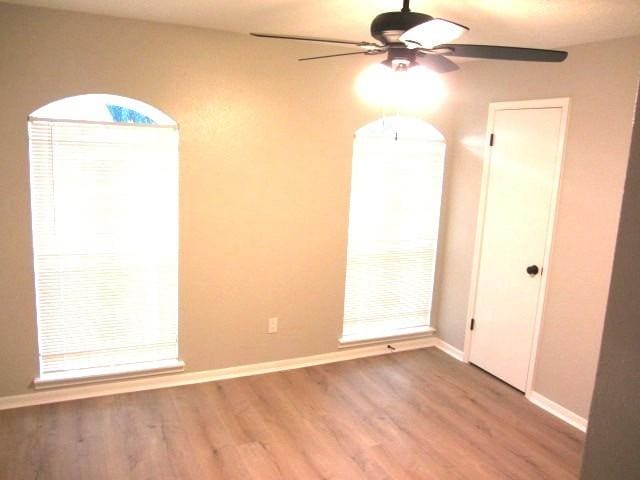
[340,116,445,345]
[339,325,436,348]
[34,359,185,390]
[28,95,181,386]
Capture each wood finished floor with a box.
[0,349,584,479]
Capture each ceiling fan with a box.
[251,0,568,74]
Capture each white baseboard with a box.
[433,339,587,433]
[0,335,437,411]
[0,334,590,436]
[435,339,465,361]
[527,391,588,432]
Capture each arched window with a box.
[28,94,181,386]
[341,116,445,343]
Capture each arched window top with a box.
[30,94,176,126]
[355,116,444,143]
[342,115,446,343]
[28,94,180,383]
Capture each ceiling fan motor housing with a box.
[370,11,432,44]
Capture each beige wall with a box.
[436,36,640,417]
[2,3,639,422]
[580,82,640,480]
[0,3,455,397]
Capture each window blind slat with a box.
[29,119,179,376]
[342,133,445,340]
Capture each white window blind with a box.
[341,123,445,342]
[29,118,180,379]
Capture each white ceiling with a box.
[6,0,640,49]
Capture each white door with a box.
[468,103,566,391]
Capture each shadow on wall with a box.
[579,83,640,479]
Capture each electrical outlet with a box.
[267,317,278,334]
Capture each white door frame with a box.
[462,97,571,396]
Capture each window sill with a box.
[338,326,435,348]
[33,359,185,390]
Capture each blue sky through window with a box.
[30,95,175,126]
[106,104,156,124]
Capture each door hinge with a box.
[489,133,494,146]
[470,318,475,330]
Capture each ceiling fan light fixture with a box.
[382,47,418,71]
[382,57,414,71]
[400,18,469,49]
[355,63,446,111]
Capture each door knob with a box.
[526,265,540,276]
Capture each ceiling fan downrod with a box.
[402,0,411,13]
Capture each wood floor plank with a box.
[0,349,585,479]
[248,373,371,479]
[215,378,325,479]
[398,350,584,474]
[377,351,581,479]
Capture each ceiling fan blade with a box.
[436,44,568,62]
[400,18,469,49]
[298,51,373,61]
[251,32,381,48]
[416,52,460,73]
